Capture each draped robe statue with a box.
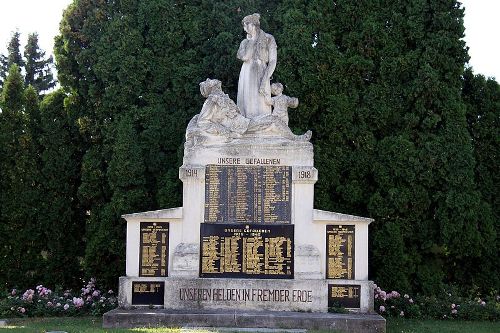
[236,13,277,119]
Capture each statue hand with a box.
[259,85,266,96]
[259,79,267,95]
[264,95,273,106]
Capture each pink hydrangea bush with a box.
[374,284,500,321]
[0,278,117,317]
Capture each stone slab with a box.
[181,327,306,333]
[103,308,386,333]
[118,277,374,313]
[183,139,314,167]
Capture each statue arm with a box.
[237,40,251,61]
[259,35,277,94]
[198,97,219,124]
[288,96,299,108]
[265,95,273,106]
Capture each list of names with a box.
[204,165,291,224]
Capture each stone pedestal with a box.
[103,309,386,333]
[116,138,376,316]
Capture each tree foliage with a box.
[274,0,497,293]
[37,90,85,286]
[24,33,56,94]
[461,68,500,289]
[0,68,84,289]
[0,65,31,288]
[0,31,55,94]
[0,0,497,293]
[0,32,24,87]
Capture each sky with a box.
[0,0,499,80]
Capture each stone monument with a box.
[103,13,385,333]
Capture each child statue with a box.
[269,83,299,126]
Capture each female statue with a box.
[236,13,277,119]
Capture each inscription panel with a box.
[200,223,293,279]
[139,222,169,277]
[328,284,360,309]
[204,165,291,224]
[132,281,165,305]
[326,225,355,279]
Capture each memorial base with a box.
[103,308,386,333]
[118,277,375,313]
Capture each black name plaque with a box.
[328,284,361,309]
[326,225,355,279]
[139,222,169,277]
[200,223,294,279]
[132,281,165,306]
[204,165,291,224]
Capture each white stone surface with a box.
[121,138,375,311]
[237,13,276,119]
[124,207,182,277]
[294,245,322,279]
[183,138,314,167]
[312,210,373,281]
[118,277,374,313]
[171,243,199,277]
[180,327,306,333]
[179,166,206,245]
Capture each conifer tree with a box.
[275,0,495,293]
[54,0,267,286]
[0,65,41,288]
[24,33,56,94]
[37,90,85,287]
[0,32,24,88]
[53,0,497,293]
[0,65,26,288]
[461,69,500,289]
[85,113,151,282]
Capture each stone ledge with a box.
[181,327,307,333]
[103,309,386,333]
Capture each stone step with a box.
[103,309,385,333]
[181,327,306,333]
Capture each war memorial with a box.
[103,13,386,333]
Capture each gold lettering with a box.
[331,286,348,298]
[243,237,264,274]
[328,258,348,278]
[201,236,220,273]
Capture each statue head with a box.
[242,13,260,33]
[271,82,283,95]
[199,78,222,98]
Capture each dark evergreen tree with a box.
[37,90,85,288]
[0,65,42,289]
[24,33,56,94]
[52,0,497,293]
[461,68,500,290]
[276,0,496,293]
[55,0,279,287]
[84,113,151,283]
[0,32,24,88]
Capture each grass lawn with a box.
[0,317,499,333]
[386,318,500,333]
[1,317,176,332]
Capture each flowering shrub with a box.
[0,278,117,317]
[374,284,500,321]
